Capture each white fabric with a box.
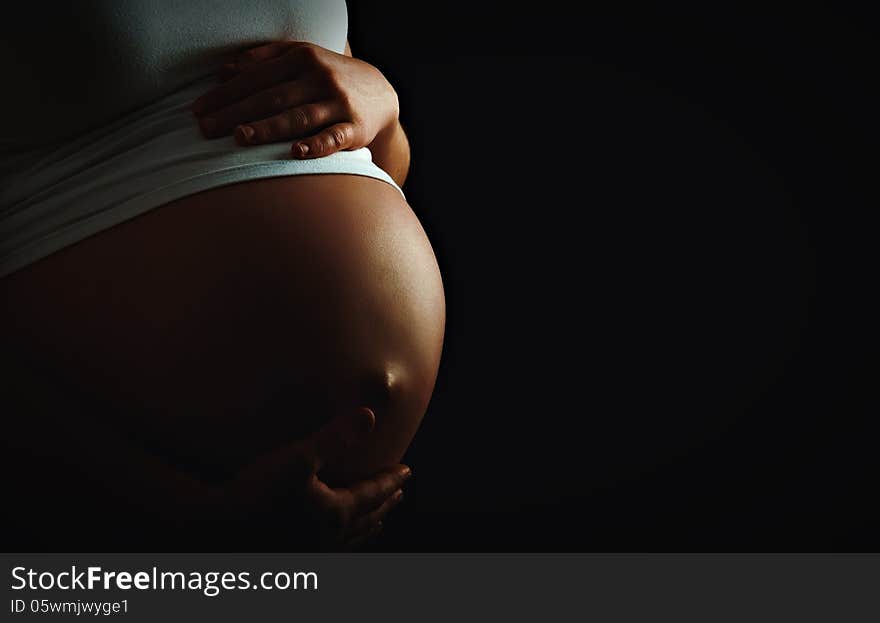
[0,0,403,278]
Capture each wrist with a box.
[377,84,400,141]
[170,481,234,525]
[373,117,401,148]
[388,85,400,125]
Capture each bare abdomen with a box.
[0,174,445,483]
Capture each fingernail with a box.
[236,125,255,143]
[401,466,412,480]
[293,143,309,156]
[393,489,404,503]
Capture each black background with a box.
[344,1,878,550]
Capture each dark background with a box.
[345,1,878,550]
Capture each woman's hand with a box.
[213,407,411,550]
[191,41,400,160]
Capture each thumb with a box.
[298,407,376,474]
[217,40,298,82]
[237,407,375,492]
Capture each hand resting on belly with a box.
[0,173,445,549]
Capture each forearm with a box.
[344,39,411,187]
[368,116,411,187]
[2,363,216,525]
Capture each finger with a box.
[218,41,295,82]
[291,122,359,158]
[226,407,374,516]
[193,50,313,116]
[199,81,324,139]
[330,464,412,518]
[298,407,375,474]
[237,101,345,146]
[346,521,383,550]
[346,489,404,538]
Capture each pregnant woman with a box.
[0,1,445,549]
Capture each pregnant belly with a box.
[1,174,445,484]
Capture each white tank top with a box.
[0,0,402,278]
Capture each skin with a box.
[196,39,411,186]
[0,39,443,549]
